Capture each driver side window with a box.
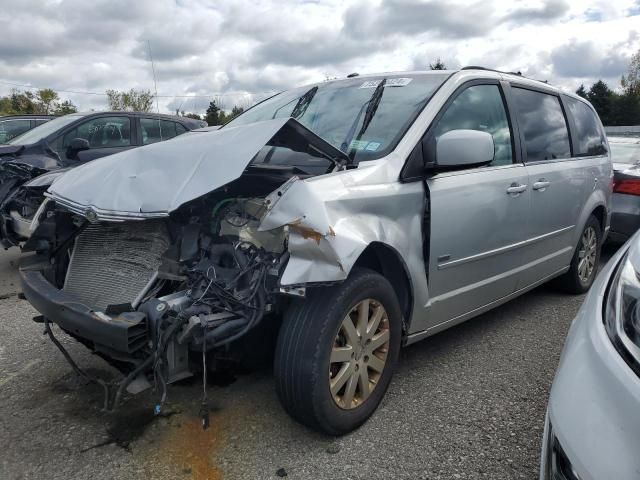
[62,116,131,149]
[434,84,513,166]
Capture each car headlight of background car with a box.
[604,251,640,375]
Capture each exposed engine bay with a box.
[20,118,349,421]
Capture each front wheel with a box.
[555,215,602,294]
[274,268,402,435]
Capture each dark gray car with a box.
[608,136,640,243]
[0,114,54,143]
[0,111,206,247]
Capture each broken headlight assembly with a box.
[604,253,640,376]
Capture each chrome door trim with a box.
[437,225,574,270]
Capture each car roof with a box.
[191,125,220,132]
[321,68,571,98]
[0,114,56,119]
[71,111,204,128]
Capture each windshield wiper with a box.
[340,78,386,160]
[291,86,318,119]
[271,86,318,120]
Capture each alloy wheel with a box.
[577,226,597,284]
[329,299,390,410]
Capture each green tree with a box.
[0,88,77,116]
[429,58,447,70]
[54,100,78,115]
[106,89,155,112]
[9,90,36,114]
[575,84,588,99]
[205,100,221,126]
[182,112,202,120]
[228,106,244,121]
[611,92,640,126]
[35,88,59,114]
[621,49,640,97]
[586,80,614,125]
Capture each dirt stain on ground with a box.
[146,411,227,480]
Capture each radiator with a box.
[63,221,170,312]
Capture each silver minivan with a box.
[21,68,611,435]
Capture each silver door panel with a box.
[519,159,586,287]
[426,164,530,323]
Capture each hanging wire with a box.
[0,79,276,99]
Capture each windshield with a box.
[226,73,450,163]
[610,142,640,164]
[7,114,85,145]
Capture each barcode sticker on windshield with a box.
[386,78,412,87]
[359,78,413,88]
[348,140,383,152]
[349,140,369,150]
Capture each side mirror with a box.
[433,130,495,168]
[67,137,90,157]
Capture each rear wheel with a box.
[274,268,402,435]
[555,215,601,294]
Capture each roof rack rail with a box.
[461,66,523,76]
[461,66,555,88]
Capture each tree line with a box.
[0,86,245,126]
[0,89,78,116]
[576,49,640,125]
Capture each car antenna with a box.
[147,40,161,113]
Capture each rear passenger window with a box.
[0,119,32,143]
[511,88,571,161]
[565,97,607,156]
[141,119,182,145]
[433,84,513,166]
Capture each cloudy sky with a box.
[1,0,639,114]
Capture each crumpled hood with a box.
[0,144,25,157]
[47,118,296,217]
[0,143,60,170]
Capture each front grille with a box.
[64,221,170,312]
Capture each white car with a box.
[540,233,640,479]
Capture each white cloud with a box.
[0,0,638,114]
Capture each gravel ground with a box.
[0,246,618,480]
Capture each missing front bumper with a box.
[20,270,148,354]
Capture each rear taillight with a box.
[613,178,640,196]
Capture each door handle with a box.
[532,180,551,190]
[506,183,527,195]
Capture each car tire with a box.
[555,215,602,294]
[274,268,402,435]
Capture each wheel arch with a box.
[573,187,609,248]
[353,241,414,334]
[591,204,607,234]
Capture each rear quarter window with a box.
[564,97,607,156]
[511,87,571,162]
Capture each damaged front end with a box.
[0,161,50,248]
[20,118,347,412]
